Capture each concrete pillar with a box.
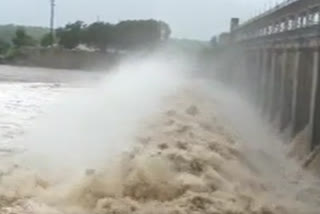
[301,12,307,27]
[250,49,259,102]
[244,50,251,97]
[277,50,288,129]
[262,49,273,116]
[258,50,268,110]
[271,23,276,34]
[242,50,253,97]
[253,49,265,107]
[249,49,261,102]
[268,50,277,120]
[269,25,273,34]
[311,48,320,149]
[292,48,314,137]
[311,12,316,25]
[275,23,279,33]
[268,25,272,34]
[288,17,293,30]
[316,8,320,24]
[291,49,301,137]
[284,18,289,31]
[293,15,299,29]
[292,16,297,30]
[298,14,303,28]
[276,22,280,33]
[270,49,285,124]
[309,49,319,142]
[280,50,295,133]
[237,51,247,92]
[306,11,313,26]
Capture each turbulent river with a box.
[0,58,319,214]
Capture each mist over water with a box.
[0,53,319,213]
[17,57,188,175]
[202,81,320,209]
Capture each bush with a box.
[41,33,54,47]
[0,40,10,55]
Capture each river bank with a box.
[1,48,123,71]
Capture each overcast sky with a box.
[0,0,275,40]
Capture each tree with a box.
[159,21,171,40]
[55,19,171,51]
[113,20,171,50]
[12,28,35,48]
[56,21,85,49]
[0,25,48,44]
[0,40,10,55]
[41,33,54,47]
[82,22,114,52]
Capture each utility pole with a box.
[50,0,55,46]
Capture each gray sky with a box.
[1,0,273,40]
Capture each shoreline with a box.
[1,48,124,71]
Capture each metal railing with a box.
[236,0,300,30]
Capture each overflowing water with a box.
[0,56,319,214]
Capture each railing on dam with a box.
[240,0,299,28]
[222,0,320,153]
[232,0,320,42]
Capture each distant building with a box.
[219,32,231,45]
[216,18,240,45]
[210,36,218,47]
[230,18,240,32]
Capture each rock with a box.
[186,105,199,116]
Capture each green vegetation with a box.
[0,20,170,52]
[5,46,23,60]
[0,19,171,62]
[56,21,85,49]
[55,19,171,51]
[0,40,10,55]
[0,25,48,59]
[12,28,36,48]
[0,24,48,44]
[82,22,114,52]
[0,26,46,61]
[41,33,54,48]
[112,20,171,50]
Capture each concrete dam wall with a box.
[219,0,320,158]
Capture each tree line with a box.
[0,19,171,57]
[43,19,171,51]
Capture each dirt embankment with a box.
[4,48,122,71]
